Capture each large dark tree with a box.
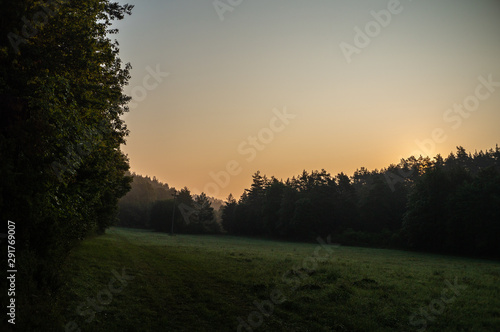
[191,192,220,234]
[262,178,286,236]
[221,193,237,233]
[0,1,133,328]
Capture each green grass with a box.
[53,227,500,331]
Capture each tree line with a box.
[1,1,133,329]
[221,146,500,258]
[116,174,223,234]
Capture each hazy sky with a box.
[113,0,500,199]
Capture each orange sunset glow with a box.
[114,0,500,199]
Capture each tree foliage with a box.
[117,173,175,229]
[148,190,220,235]
[222,146,500,258]
[0,1,133,328]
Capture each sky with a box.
[113,0,500,200]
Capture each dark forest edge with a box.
[116,174,223,234]
[221,146,500,259]
[117,146,500,260]
[1,1,134,329]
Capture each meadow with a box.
[54,227,500,331]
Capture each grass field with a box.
[53,227,500,331]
